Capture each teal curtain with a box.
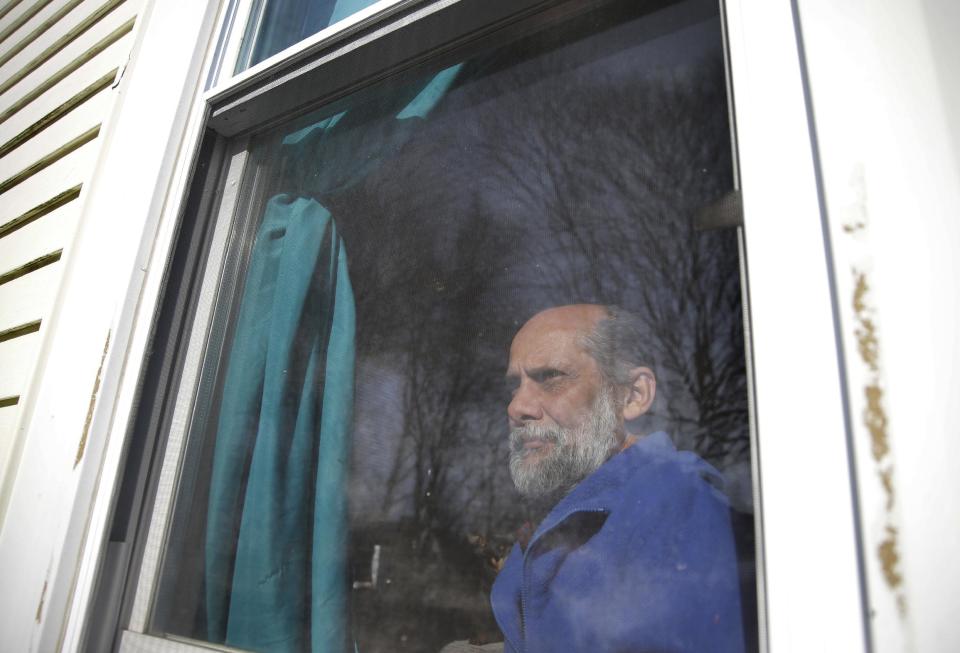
[204,65,461,652]
[206,196,355,652]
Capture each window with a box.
[91,1,763,651]
[236,0,384,70]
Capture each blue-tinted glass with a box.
[239,0,380,70]
[156,2,759,652]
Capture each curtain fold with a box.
[206,196,354,653]
[204,64,461,652]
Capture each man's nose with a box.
[507,382,543,425]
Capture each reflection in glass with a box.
[155,1,757,651]
[237,0,379,71]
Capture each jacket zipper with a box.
[519,559,528,653]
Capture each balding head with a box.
[511,305,609,348]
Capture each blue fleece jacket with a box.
[490,432,746,653]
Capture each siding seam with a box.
[0,184,80,238]
[0,15,134,125]
[0,0,55,47]
[0,0,83,69]
[0,319,41,343]
[0,0,125,96]
[0,0,27,24]
[0,123,99,195]
[0,68,114,157]
[0,248,62,286]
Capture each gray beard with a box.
[509,384,621,502]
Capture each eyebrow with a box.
[531,365,570,378]
[504,365,572,384]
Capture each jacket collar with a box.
[526,431,677,550]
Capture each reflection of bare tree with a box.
[343,189,522,548]
[336,34,750,653]
[472,56,748,468]
[339,53,747,549]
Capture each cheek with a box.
[547,387,598,428]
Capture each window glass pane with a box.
[237,0,381,71]
[155,2,757,651]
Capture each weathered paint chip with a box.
[76,331,111,467]
[35,580,47,623]
[879,467,895,511]
[852,274,880,372]
[850,264,908,619]
[878,525,903,589]
[864,384,889,461]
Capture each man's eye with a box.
[533,369,564,383]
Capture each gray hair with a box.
[579,306,653,386]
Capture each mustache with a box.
[510,424,563,454]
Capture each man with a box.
[490,304,746,653]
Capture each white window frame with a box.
[0,0,873,651]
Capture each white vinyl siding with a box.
[0,0,141,496]
[0,330,40,398]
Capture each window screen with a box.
[149,1,757,652]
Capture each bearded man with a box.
[490,304,746,653]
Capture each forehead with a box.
[507,309,602,374]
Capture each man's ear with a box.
[621,367,656,421]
